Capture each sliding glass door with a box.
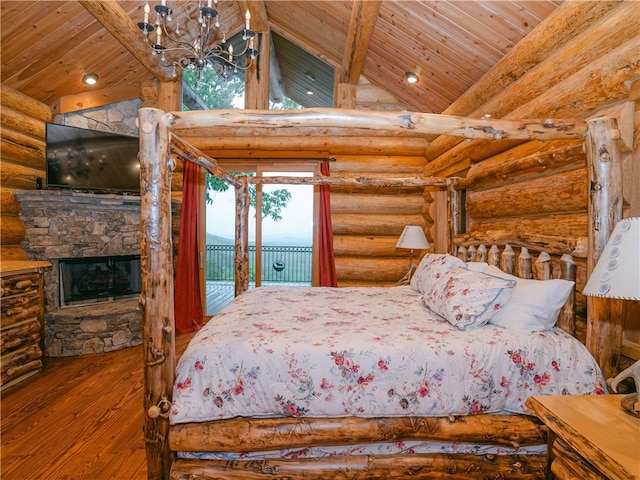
[204,164,317,315]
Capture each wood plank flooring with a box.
[1,332,195,480]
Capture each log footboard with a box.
[169,414,546,452]
[171,452,546,479]
[169,414,547,479]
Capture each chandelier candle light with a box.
[138,0,258,80]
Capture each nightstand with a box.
[527,395,640,480]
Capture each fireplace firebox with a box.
[58,254,141,307]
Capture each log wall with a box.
[330,154,427,286]
[0,85,52,262]
[424,2,639,357]
[187,136,431,287]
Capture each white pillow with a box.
[484,265,575,332]
[410,254,466,294]
[465,262,488,273]
[422,267,516,330]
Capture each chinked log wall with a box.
[422,1,639,346]
[0,85,52,262]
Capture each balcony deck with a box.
[204,244,312,315]
[205,281,236,316]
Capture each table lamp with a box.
[582,217,640,416]
[396,225,430,285]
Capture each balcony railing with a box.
[205,244,312,284]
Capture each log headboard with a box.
[137,107,623,479]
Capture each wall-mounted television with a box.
[45,123,140,194]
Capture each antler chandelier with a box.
[138,0,259,80]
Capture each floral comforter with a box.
[171,286,604,425]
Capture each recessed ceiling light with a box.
[405,72,419,84]
[306,88,314,95]
[83,73,99,85]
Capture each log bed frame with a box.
[137,108,622,480]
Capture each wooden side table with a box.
[527,395,640,480]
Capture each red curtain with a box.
[319,161,338,287]
[174,160,203,333]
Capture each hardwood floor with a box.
[1,332,195,480]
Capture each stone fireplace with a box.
[58,254,141,308]
[16,190,145,357]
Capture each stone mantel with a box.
[15,189,141,210]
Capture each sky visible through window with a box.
[206,173,313,246]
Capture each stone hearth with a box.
[46,299,142,356]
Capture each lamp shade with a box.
[582,217,640,300]
[396,225,430,250]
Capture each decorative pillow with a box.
[410,254,466,294]
[484,265,575,332]
[422,267,516,330]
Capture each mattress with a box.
[171,286,604,425]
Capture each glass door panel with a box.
[204,173,256,315]
[204,167,316,315]
[260,172,313,287]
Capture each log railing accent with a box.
[164,108,588,141]
[558,254,578,336]
[453,231,588,259]
[455,243,577,337]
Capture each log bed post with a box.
[447,178,462,256]
[234,176,250,296]
[585,117,623,380]
[138,107,176,480]
[557,254,577,336]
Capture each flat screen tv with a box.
[45,123,140,193]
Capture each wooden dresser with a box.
[527,394,640,480]
[1,260,51,390]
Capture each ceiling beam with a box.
[339,0,382,84]
[182,83,209,111]
[269,37,286,104]
[79,0,175,83]
[237,1,286,105]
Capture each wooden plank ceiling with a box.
[0,0,562,114]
